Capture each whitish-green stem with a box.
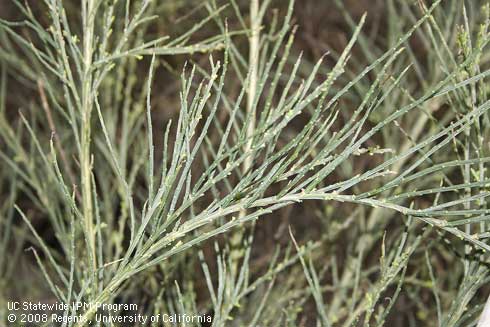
[232,0,261,274]
[244,0,260,171]
[81,0,97,282]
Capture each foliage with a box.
[1,0,490,326]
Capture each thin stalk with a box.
[37,80,81,202]
[233,0,261,275]
[81,0,97,283]
[244,0,260,170]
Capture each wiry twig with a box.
[37,79,81,202]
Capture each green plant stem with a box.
[232,0,261,276]
[81,0,97,281]
[244,0,260,170]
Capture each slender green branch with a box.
[81,0,97,282]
